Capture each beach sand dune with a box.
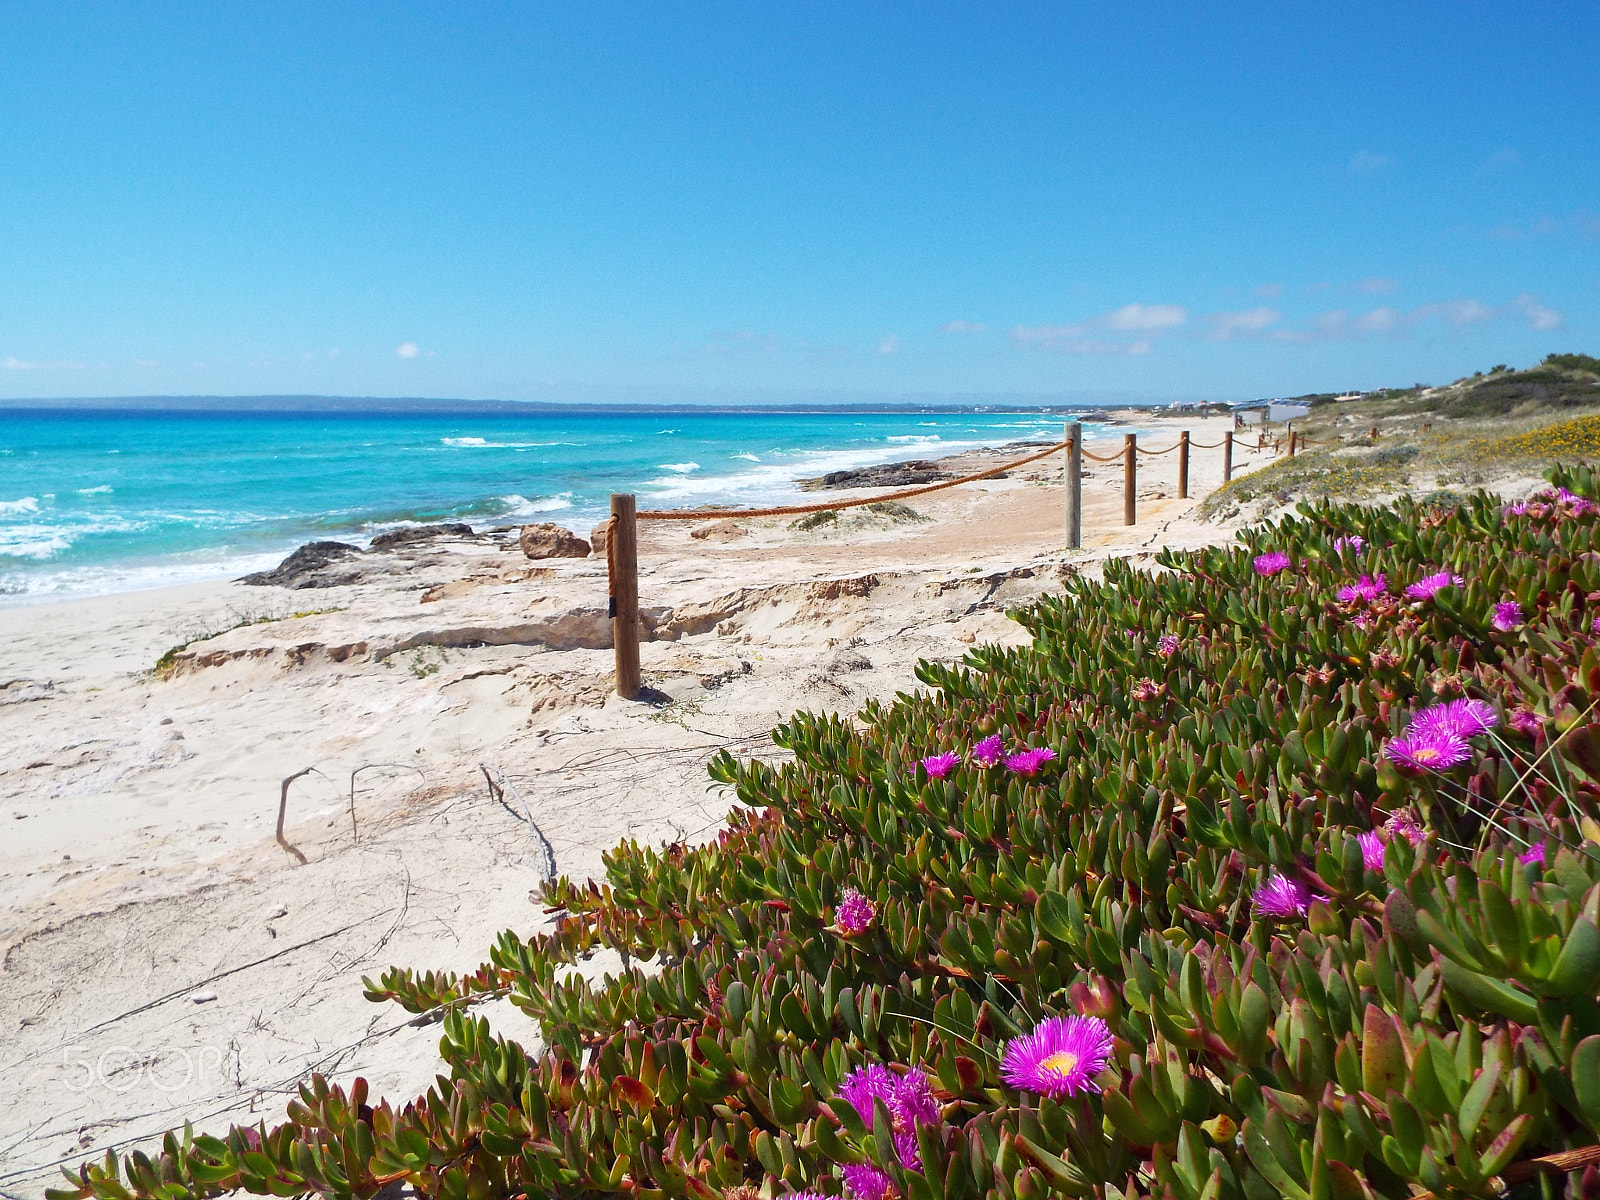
[0,417,1258,1187]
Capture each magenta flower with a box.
[1592,614,1600,634]
[1386,809,1427,847]
[1405,570,1464,600]
[1384,728,1472,772]
[1493,601,1524,631]
[1411,698,1498,739]
[1519,843,1547,867]
[1004,747,1057,776]
[920,751,959,779]
[842,1165,898,1200]
[1000,1015,1114,1099]
[1253,874,1315,918]
[1130,679,1165,702]
[970,734,1004,768]
[1254,552,1291,576]
[1332,535,1366,555]
[1509,708,1544,736]
[836,888,877,937]
[1336,573,1388,603]
[1156,633,1179,659]
[1357,830,1385,871]
[836,1065,940,1168]
[1506,500,1529,516]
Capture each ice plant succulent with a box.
[920,751,959,779]
[1384,727,1472,772]
[1336,573,1387,603]
[1493,600,1524,631]
[1386,808,1427,846]
[835,888,876,936]
[1155,633,1179,659]
[1520,843,1548,867]
[1357,830,1385,871]
[836,1065,941,1169]
[1003,747,1056,776]
[841,1165,898,1200]
[1510,707,1544,736]
[969,734,1004,768]
[1411,697,1498,739]
[1000,1015,1114,1099]
[1253,873,1316,918]
[1253,551,1291,576]
[1405,570,1465,600]
[1331,534,1366,554]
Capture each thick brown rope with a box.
[1187,438,1227,449]
[637,439,1072,521]
[1135,442,1180,455]
[1080,447,1125,463]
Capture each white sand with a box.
[0,417,1266,1189]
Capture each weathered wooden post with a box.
[1177,430,1190,499]
[609,493,641,700]
[1287,427,1297,458]
[1064,422,1081,549]
[1123,434,1137,525]
[1223,431,1234,481]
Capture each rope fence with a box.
[602,421,1280,697]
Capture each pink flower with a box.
[842,1165,898,1200]
[920,752,959,779]
[1519,843,1547,867]
[1332,535,1366,555]
[1386,809,1427,846]
[1130,679,1164,702]
[1004,747,1057,776]
[836,1065,940,1169]
[1509,708,1543,736]
[1384,728,1472,772]
[970,735,1004,768]
[1506,500,1529,516]
[1405,570,1464,600]
[1357,830,1385,871]
[1253,874,1315,918]
[1254,552,1291,576]
[1336,574,1388,603]
[1592,614,1600,634]
[1492,601,1524,631]
[1411,698,1498,739]
[836,888,877,937]
[1000,1015,1114,1099]
[1156,634,1179,659]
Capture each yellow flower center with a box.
[1413,746,1439,762]
[1040,1050,1079,1077]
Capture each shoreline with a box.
[0,414,1256,1186]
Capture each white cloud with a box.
[2,356,39,370]
[1203,308,1280,341]
[1354,277,1398,295]
[939,320,987,334]
[396,342,419,359]
[2,355,86,370]
[1514,293,1563,331]
[1349,150,1392,173]
[1103,303,1187,332]
[876,334,901,355]
[1011,302,1188,355]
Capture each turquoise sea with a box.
[0,407,1113,604]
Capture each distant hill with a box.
[1304,354,1600,419]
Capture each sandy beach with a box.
[0,416,1264,1188]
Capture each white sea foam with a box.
[442,436,490,447]
[0,548,288,606]
[658,462,700,473]
[0,529,72,559]
[77,484,114,495]
[731,452,760,462]
[887,434,939,443]
[442,436,577,450]
[500,492,574,516]
[0,497,40,515]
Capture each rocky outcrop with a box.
[369,523,477,551]
[799,461,950,491]
[689,519,747,542]
[520,523,591,559]
[590,521,610,556]
[238,542,365,588]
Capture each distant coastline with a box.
[0,392,1187,415]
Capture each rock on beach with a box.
[520,523,591,559]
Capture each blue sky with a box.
[1,2,1595,404]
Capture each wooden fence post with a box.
[1287,427,1297,458]
[1064,422,1081,549]
[1177,430,1190,499]
[610,493,641,700]
[1123,434,1137,526]
[1223,431,1234,481]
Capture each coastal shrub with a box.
[57,473,1600,1200]
[791,509,840,532]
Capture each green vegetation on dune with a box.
[57,472,1600,1200]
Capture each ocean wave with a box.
[731,452,760,462]
[658,462,700,473]
[442,436,490,447]
[0,497,40,515]
[0,529,73,559]
[77,484,114,495]
[887,434,940,443]
[499,492,575,516]
[0,548,287,606]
